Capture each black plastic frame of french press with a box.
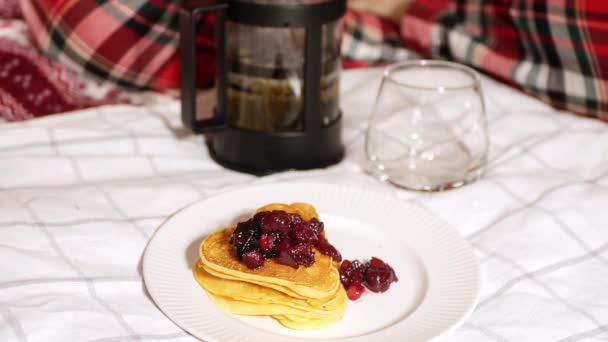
[180,0,347,175]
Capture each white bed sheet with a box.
[1,69,607,342]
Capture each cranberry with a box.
[364,258,396,293]
[347,284,365,300]
[315,238,342,262]
[365,267,393,293]
[259,211,291,235]
[340,260,351,273]
[229,220,259,258]
[275,239,292,253]
[275,240,298,268]
[275,241,315,268]
[339,259,365,288]
[291,222,319,244]
[370,256,399,282]
[369,257,385,268]
[252,211,270,225]
[287,213,303,225]
[308,218,324,236]
[242,250,265,269]
[339,257,398,300]
[290,243,315,267]
[259,233,277,251]
[229,211,343,271]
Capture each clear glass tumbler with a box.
[365,60,489,191]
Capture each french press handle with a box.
[179,1,228,134]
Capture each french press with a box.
[180,0,346,174]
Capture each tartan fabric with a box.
[341,9,411,68]
[20,0,216,90]
[401,0,608,122]
[20,0,404,89]
[16,0,608,122]
[0,33,128,121]
[0,0,19,18]
[0,7,134,121]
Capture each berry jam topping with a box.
[229,211,341,269]
[315,238,342,261]
[339,257,398,300]
[242,250,265,269]
[346,284,365,300]
[291,223,319,244]
[259,233,277,251]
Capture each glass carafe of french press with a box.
[180,0,346,174]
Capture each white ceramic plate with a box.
[143,183,479,342]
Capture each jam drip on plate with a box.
[339,257,398,300]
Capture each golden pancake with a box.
[255,202,319,221]
[205,292,345,320]
[207,293,346,330]
[202,285,346,330]
[200,202,341,299]
[200,227,340,299]
[201,264,309,299]
[273,312,345,330]
[195,202,346,330]
[194,262,344,314]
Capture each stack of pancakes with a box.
[194,203,347,330]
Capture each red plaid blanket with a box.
[20,0,192,90]
[401,0,608,121]
[2,0,608,122]
[0,0,134,120]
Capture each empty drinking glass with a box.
[365,60,488,191]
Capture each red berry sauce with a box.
[339,257,398,300]
[229,211,342,269]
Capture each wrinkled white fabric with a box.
[0,69,607,342]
